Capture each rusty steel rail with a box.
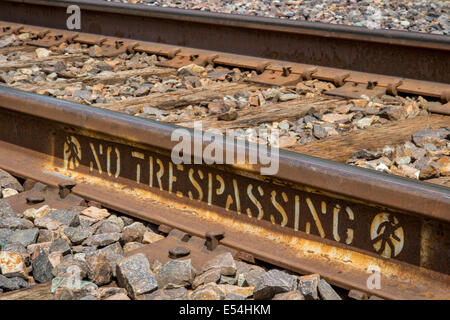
[1,20,450,103]
[0,86,448,299]
[1,0,449,83]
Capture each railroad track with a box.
[0,0,449,300]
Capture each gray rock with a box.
[350,149,382,160]
[279,93,299,102]
[235,261,251,274]
[0,274,20,291]
[201,252,236,276]
[218,110,238,121]
[253,269,297,300]
[123,242,144,253]
[377,105,407,121]
[398,141,426,159]
[86,252,112,286]
[33,217,63,231]
[74,90,93,101]
[53,258,89,279]
[156,259,196,289]
[37,230,59,243]
[121,222,147,243]
[124,222,147,235]
[207,70,232,81]
[7,276,30,289]
[192,268,221,289]
[298,274,320,300]
[0,169,23,192]
[32,251,54,283]
[94,220,122,235]
[79,295,97,300]
[49,238,71,256]
[8,228,39,247]
[240,265,265,287]
[219,274,238,285]
[99,242,124,277]
[394,156,412,165]
[116,253,158,299]
[121,227,143,243]
[273,290,305,300]
[225,293,246,300]
[189,283,225,300]
[47,209,80,227]
[134,86,151,97]
[412,129,449,147]
[83,232,121,247]
[79,216,97,228]
[51,276,98,296]
[96,286,128,299]
[318,279,341,300]
[0,200,17,218]
[313,124,328,139]
[0,228,13,241]
[415,157,441,179]
[139,287,188,300]
[348,289,369,300]
[0,217,34,230]
[106,215,125,231]
[64,226,93,245]
[120,216,134,227]
[2,242,27,254]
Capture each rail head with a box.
[0,86,448,222]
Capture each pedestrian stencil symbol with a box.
[64,136,82,170]
[370,213,404,258]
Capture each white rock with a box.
[375,163,391,173]
[142,231,164,244]
[354,117,374,129]
[35,48,51,58]
[2,188,18,198]
[395,156,411,166]
[177,64,205,75]
[0,251,29,279]
[23,205,51,220]
[80,207,110,221]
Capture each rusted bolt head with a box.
[58,181,76,190]
[440,90,450,103]
[367,80,378,90]
[205,231,225,240]
[205,231,225,251]
[26,194,45,204]
[282,66,292,77]
[58,181,76,199]
[255,61,270,74]
[169,246,191,259]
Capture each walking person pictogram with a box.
[370,213,404,258]
[64,136,82,170]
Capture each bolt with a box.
[26,193,45,204]
[282,66,291,77]
[58,181,76,199]
[367,80,378,90]
[205,231,225,251]
[169,246,190,259]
